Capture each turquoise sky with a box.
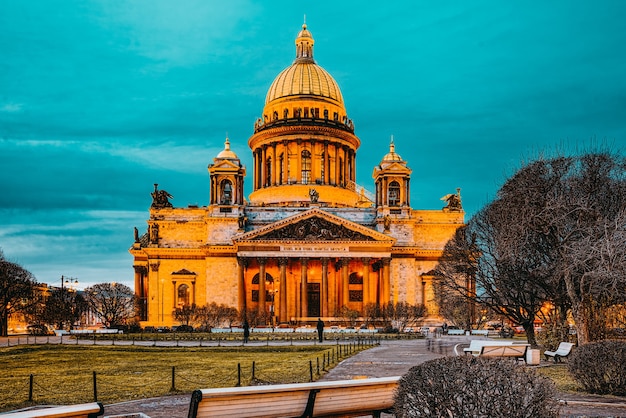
[1,1,625,288]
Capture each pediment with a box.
[234,208,394,244]
[172,268,196,275]
[210,159,241,170]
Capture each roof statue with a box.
[151,183,173,209]
[441,188,463,212]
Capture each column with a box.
[272,143,277,186]
[258,258,267,320]
[323,141,329,185]
[282,140,289,184]
[261,146,267,188]
[334,143,340,186]
[296,140,302,184]
[252,149,258,190]
[310,140,316,184]
[341,258,350,307]
[406,178,411,206]
[382,258,391,305]
[342,147,348,187]
[172,281,177,309]
[278,258,288,324]
[300,257,308,319]
[321,258,329,317]
[237,257,247,315]
[362,258,370,306]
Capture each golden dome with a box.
[382,137,403,162]
[216,137,238,159]
[264,24,344,106]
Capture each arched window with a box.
[348,272,363,302]
[266,157,272,186]
[284,109,289,119]
[279,153,284,185]
[388,181,400,206]
[324,109,329,119]
[273,111,278,121]
[251,273,275,302]
[221,180,232,205]
[301,150,311,184]
[177,284,190,306]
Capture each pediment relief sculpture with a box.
[257,216,375,241]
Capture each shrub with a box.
[394,356,560,418]
[567,339,626,395]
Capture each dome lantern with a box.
[295,23,314,62]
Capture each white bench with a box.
[188,376,400,418]
[479,344,529,363]
[2,402,103,418]
[544,342,574,363]
[447,329,465,335]
[470,330,489,336]
[463,340,514,355]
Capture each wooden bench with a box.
[2,402,103,418]
[544,342,574,363]
[479,344,529,363]
[188,376,400,418]
[463,340,514,355]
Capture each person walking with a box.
[316,318,325,342]
[243,320,250,344]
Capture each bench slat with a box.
[190,377,399,418]
[2,402,103,418]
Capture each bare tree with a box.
[194,302,239,330]
[42,287,88,330]
[0,250,37,337]
[173,303,197,327]
[437,152,626,345]
[84,282,136,328]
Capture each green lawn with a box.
[0,344,353,412]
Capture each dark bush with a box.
[394,356,559,418]
[567,339,626,395]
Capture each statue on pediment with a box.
[309,188,319,203]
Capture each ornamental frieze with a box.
[256,216,375,241]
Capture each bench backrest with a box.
[465,340,513,351]
[2,402,103,418]
[555,342,575,355]
[479,344,528,358]
[188,376,400,418]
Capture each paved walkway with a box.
[7,336,626,417]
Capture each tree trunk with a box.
[523,321,538,348]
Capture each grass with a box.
[0,344,359,413]
[535,363,582,393]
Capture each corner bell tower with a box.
[373,138,412,218]
[208,137,246,208]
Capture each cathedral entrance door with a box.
[307,283,320,317]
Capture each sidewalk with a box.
[64,337,626,417]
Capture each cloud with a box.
[1,103,22,113]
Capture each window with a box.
[320,152,325,183]
[388,181,400,206]
[279,153,284,185]
[177,284,190,306]
[221,180,232,205]
[251,273,274,302]
[266,157,272,186]
[301,150,311,184]
[349,272,363,284]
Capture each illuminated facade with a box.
[130,24,464,327]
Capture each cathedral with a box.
[130,24,464,327]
